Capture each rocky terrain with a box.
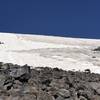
[0,63,100,99]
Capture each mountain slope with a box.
[0,32,100,73]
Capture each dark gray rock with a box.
[93,47,100,51]
[9,64,30,78]
[58,89,70,98]
[0,62,100,99]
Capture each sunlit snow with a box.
[0,33,100,73]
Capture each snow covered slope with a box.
[0,32,100,73]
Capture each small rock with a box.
[58,89,70,98]
[96,88,100,95]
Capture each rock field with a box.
[0,62,100,99]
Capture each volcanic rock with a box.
[0,62,100,99]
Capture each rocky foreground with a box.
[0,63,100,99]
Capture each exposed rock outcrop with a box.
[0,63,100,99]
[93,46,100,51]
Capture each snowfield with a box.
[0,32,100,73]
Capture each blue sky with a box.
[0,0,100,38]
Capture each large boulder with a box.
[9,64,30,78]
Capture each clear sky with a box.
[0,0,100,38]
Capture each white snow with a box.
[0,32,100,73]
